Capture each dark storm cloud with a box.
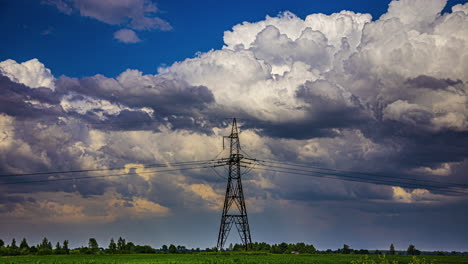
[0,74,62,119]
[254,121,339,140]
[387,129,468,167]
[55,73,217,133]
[235,80,371,140]
[271,182,393,202]
[0,74,145,197]
[358,114,468,173]
[56,74,214,111]
[406,75,463,90]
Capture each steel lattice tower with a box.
[216,118,252,250]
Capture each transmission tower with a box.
[216,118,252,250]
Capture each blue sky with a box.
[1,0,468,251]
[1,0,464,78]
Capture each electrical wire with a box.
[0,159,221,179]
[0,115,241,129]
[0,165,221,186]
[249,165,468,195]
[210,166,228,180]
[249,158,468,189]
[254,163,468,193]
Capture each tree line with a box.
[0,237,69,256]
[0,237,201,256]
[320,243,418,255]
[0,238,466,256]
[0,238,317,256]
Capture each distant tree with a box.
[125,242,136,252]
[233,243,244,252]
[269,244,280,254]
[29,246,38,254]
[162,245,168,252]
[40,238,51,250]
[134,245,156,254]
[389,244,396,255]
[228,243,233,251]
[117,237,126,251]
[55,242,62,253]
[342,244,351,254]
[279,242,288,254]
[0,239,4,247]
[10,239,18,249]
[88,238,99,253]
[176,245,186,253]
[294,242,306,253]
[37,238,53,255]
[63,240,69,254]
[19,238,29,250]
[261,242,271,252]
[287,243,296,253]
[357,249,369,254]
[407,245,416,255]
[108,238,117,253]
[305,244,317,254]
[168,244,177,254]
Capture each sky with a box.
[0,0,468,252]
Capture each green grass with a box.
[0,254,467,264]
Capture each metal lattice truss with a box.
[216,118,252,250]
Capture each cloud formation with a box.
[43,0,172,43]
[2,0,468,249]
[113,29,142,43]
[0,59,55,90]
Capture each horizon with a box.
[2,236,465,253]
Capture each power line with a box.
[0,164,222,186]
[249,165,468,195]
[248,158,468,189]
[254,163,468,193]
[0,159,220,179]
[209,166,227,180]
[0,115,245,129]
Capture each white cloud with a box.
[60,93,153,120]
[391,186,441,203]
[224,11,371,51]
[0,59,55,90]
[412,163,453,176]
[383,100,432,125]
[380,0,446,28]
[160,0,467,131]
[114,29,141,43]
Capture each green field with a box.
[1,254,468,264]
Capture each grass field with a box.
[1,254,468,264]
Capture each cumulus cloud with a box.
[114,29,141,43]
[0,59,55,90]
[391,186,442,203]
[1,0,468,248]
[380,0,446,29]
